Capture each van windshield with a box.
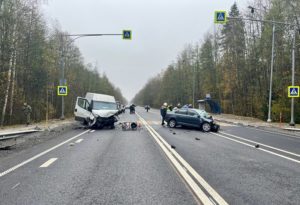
[93,101,117,110]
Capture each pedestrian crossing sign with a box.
[288,86,299,97]
[123,30,132,40]
[57,86,68,96]
[214,11,227,24]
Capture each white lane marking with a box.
[40,158,58,168]
[212,133,300,164]
[136,112,228,205]
[75,139,83,143]
[245,126,300,139]
[220,131,300,158]
[138,116,214,205]
[146,122,228,205]
[0,130,90,178]
[90,130,95,133]
[11,182,20,190]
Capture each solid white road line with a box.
[136,112,228,205]
[212,133,300,164]
[245,126,300,139]
[90,130,95,133]
[219,131,300,158]
[40,158,58,168]
[75,139,83,143]
[0,130,90,178]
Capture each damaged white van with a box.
[74,92,121,129]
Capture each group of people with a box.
[160,102,193,126]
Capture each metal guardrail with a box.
[0,129,42,148]
[0,130,41,140]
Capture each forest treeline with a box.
[0,0,127,126]
[133,0,300,123]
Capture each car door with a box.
[175,109,189,125]
[74,97,91,122]
[187,110,201,128]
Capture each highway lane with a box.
[220,125,300,155]
[0,113,198,205]
[137,107,300,205]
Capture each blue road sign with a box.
[123,30,132,40]
[288,86,299,97]
[214,11,227,24]
[57,86,68,96]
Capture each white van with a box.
[74,92,121,129]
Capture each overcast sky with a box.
[41,0,249,100]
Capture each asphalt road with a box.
[0,113,197,205]
[137,107,300,205]
[0,107,299,205]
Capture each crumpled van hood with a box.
[92,109,118,118]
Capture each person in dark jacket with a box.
[145,105,150,112]
[160,102,168,126]
[22,102,32,126]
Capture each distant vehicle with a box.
[165,108,219,132]
[74,92,122,129]
[129,104,135,114]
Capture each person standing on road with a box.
[145,105,150,112]
[160,102,168,126]
[22,102,32,126]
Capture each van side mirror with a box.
[88,106,92,112]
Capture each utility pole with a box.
[192,51,198,108]
[192,64,195,108]
[289,25,296,126]
[267,23,275,123]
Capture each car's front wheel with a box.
[202,122,211,132]
[168,119,177,128]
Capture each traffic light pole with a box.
[59,31,130,120]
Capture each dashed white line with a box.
[11,182,20,190]
[90,130,95,133]
[0,130,90,178]
[75,139,83,143]
[40,158,58,168]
